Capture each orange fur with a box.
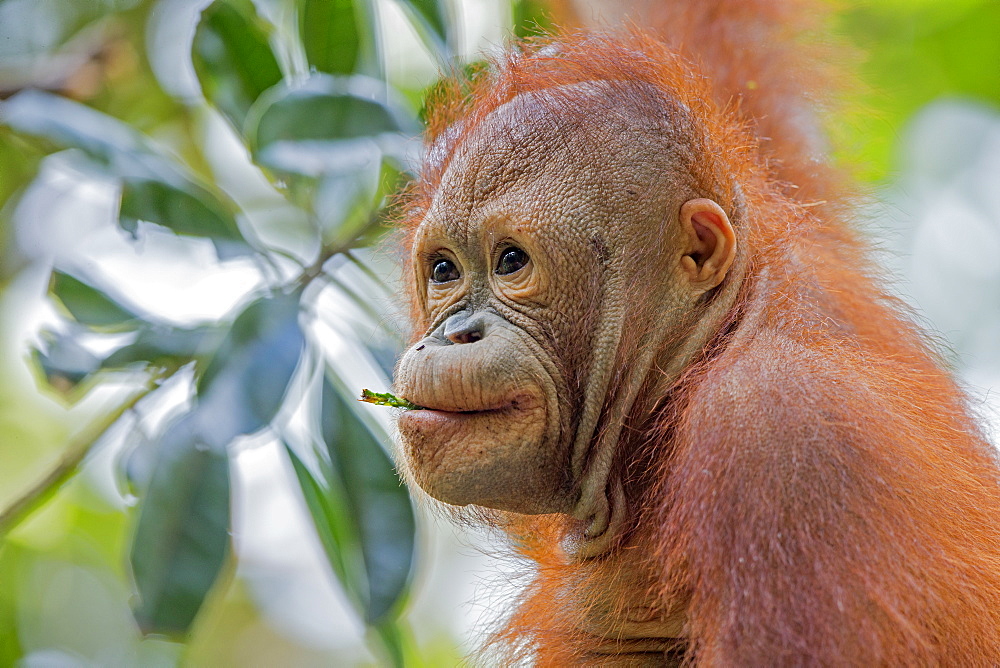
[398,2,1000,664]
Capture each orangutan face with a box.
[394,84,735,516]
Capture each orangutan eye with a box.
[431,258,460,283]
[496,247,529,276]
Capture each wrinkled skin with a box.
[395,83,736,524]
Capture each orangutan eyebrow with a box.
[417,246,460,276]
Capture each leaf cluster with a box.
[0,0,468,660]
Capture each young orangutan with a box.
[392,1,1000,664]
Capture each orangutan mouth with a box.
[403,395,536,419]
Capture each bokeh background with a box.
[0,0,998,665]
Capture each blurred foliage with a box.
[835,0,1000,180]
[0,0,996,665]
[0,0,459,663]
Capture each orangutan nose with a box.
[442,310,486,344]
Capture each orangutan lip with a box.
[403,396,534,416]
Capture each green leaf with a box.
[50,271,139,329]
[123,430,162,499]
[119,178,250,259]
[371,619,408,668]
[102,323,227,370]
[248,76,408,154]
[192,0,283,132]
[359,389,421,409]
[300,0,366,76]
[284,445,359,598]
[195,291,305,445]
[284,373,416,625]
[312,159,381,243]
[130,414,231,636]
[0,91,253,258]
[315,159,407,250]
[320,375,415,623]
[392,0,451,62]
[258,135,385,180]
[33,330,101,392]
[246,75,416,197]
[0,90,147,168]
[0,90,190,186]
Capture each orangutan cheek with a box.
[398,404,566,513]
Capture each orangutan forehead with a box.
[431,82,686,217]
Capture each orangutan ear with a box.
[679,198,736,291]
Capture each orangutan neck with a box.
[557,260,751,660]
[559,531,689,664]
[570,249,750,560]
